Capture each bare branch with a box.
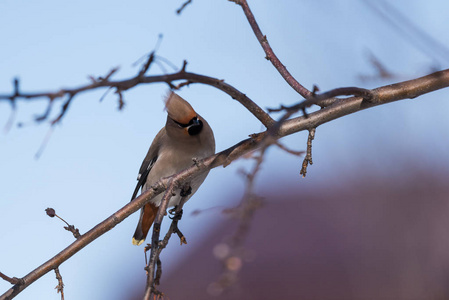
[51,94,74,125]
[0,273,23,286]
[176,0,192,15]
[300,128,316,178]
[358,50,396,81]
[138,52,156,79]
[144,179,175,299]
[210,142,267,295]
[230,0,312,99]
[45,208,81,239]
[274,141,305,157]
[144,186,191,297]
[115,88,125,110]
[1,68,449,300]
[0,67,275,128]
[268,86,373,116]
[54,268,64,300]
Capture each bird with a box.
[130,92,215,246]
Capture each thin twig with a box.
[45,208,81,239]
[358,50,396,81]
[176,0,192,14]
[115,88,125,110]
[0,68,275,128]
[54,268,65,300]
[0,273,23,286]
[138,52,156,78]
[274,141,305,157]
[268,86,374,115]
[144,183,192,296]
[34,127,55,160]
[51,94,75,125]
[3,107,16,134]
[300,128,316,178]
[210,145,267,295]
[144,179,175,299]
[231,0,312,99]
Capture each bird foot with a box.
[180,186,192,197]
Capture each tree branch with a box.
[230,0,312,99]
[176,0,193,15]
[1,68,448,300]
[53,268,64,300]
[0,68,275,128]
[278,68,449,137]
[0,273,23,286]
[144,178,175,299]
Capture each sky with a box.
[1,0,449,299]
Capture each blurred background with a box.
[1,0,449,299]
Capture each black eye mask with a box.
[174,117,203,136]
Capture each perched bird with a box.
[131,92,215,246]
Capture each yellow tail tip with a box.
[132,237,144,246]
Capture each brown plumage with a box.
[131,92,215,246]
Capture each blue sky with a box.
[1,1,449,299]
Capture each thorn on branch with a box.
[300,128,316,178]
[176,0,192,15]
[179,59,187,73]
[54,267,65,300]
[0,271,24,285]
[181,60,188,73]
[46,208,81,239]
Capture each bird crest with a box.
[165,92,197,125]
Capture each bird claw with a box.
[169,206,183,221]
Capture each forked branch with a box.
[2,68,448,300]
[0,65,275,129]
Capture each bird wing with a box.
[130,128,165,201]
[130,155,157,201]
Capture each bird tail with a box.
[132,202,159,246]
